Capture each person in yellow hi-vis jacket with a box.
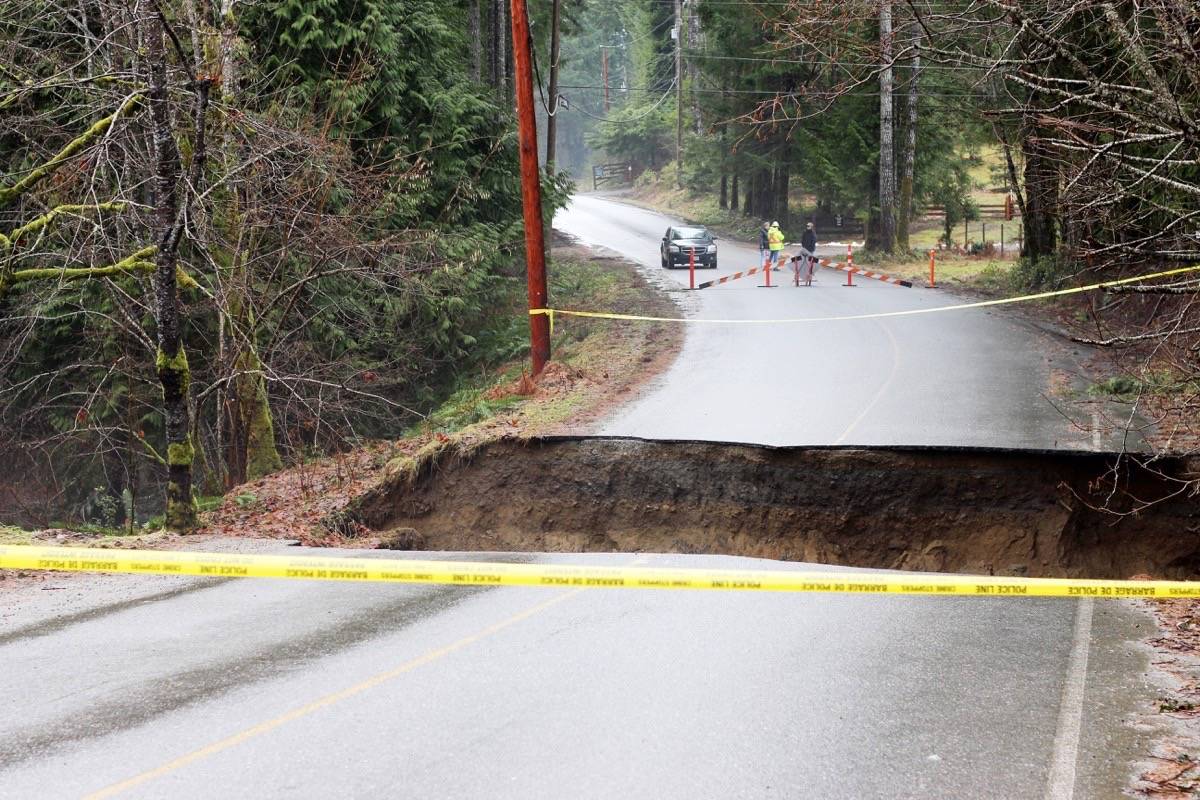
[767,221,785,270]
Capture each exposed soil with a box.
[346,435,1200,579]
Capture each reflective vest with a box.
[768,227,784,251]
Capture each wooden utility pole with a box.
[675,0,683,188]
[510,0,550,375]
[545,0,561,169]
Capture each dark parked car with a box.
[660,225,717,269]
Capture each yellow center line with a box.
[84,587,584,799]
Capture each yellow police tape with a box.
[529,264,1200,330]
[0,544,1193,598]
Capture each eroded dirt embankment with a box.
[344,436,1200,578]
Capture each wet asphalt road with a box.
[0,550,1157,798]
[554,194,1105,449]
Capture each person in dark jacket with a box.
[798,222,818,284]
[801,221,817,253]
[758,221,770,268]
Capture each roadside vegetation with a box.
[0,0,571,532]
[198,244,679,545]
[2,236,679,544]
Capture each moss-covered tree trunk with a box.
[226,307,282,484]
[205,1,282,487]
[146,5,197,531]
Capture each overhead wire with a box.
[571,77,680,123]
[682,51,988,71]
[600,12,678,51]
[559,83,996,99]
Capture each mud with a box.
[347,436,1200,578]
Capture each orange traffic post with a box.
[928,249,937,288]
[689,247,696,290]
[759,252,776,287]
[844,242,856,287]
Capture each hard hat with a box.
[771,220,779,227]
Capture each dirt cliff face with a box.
[348,436,1200,578]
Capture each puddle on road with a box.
[332,436,1200,579]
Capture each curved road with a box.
[0,195,1160,799]
[555,194,1100,449]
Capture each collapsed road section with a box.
[338,436,1200,579]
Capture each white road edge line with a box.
[1043,598,1095,800]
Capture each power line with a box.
[682,51,987,70]
[599,13,677,50]
[560,83,994,98]
[572,77,680,123]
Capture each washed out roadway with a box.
[0,549,1156,798]
[0,197,1160,798]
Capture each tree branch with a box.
[2,202,128,249]
[0,94,142,207]
[1,245,202,293]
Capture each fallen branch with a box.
[1105,282,1200,295]
[1071,326,1200,346]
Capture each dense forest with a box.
[3,0,1198,529]
[0,0,569,528]
[557,0,1199,270]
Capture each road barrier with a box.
[695,249,911,290]
[532,265,1200,331]
[819,258,913,288]
[695,260,785,290]
[0,544,1195,597]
